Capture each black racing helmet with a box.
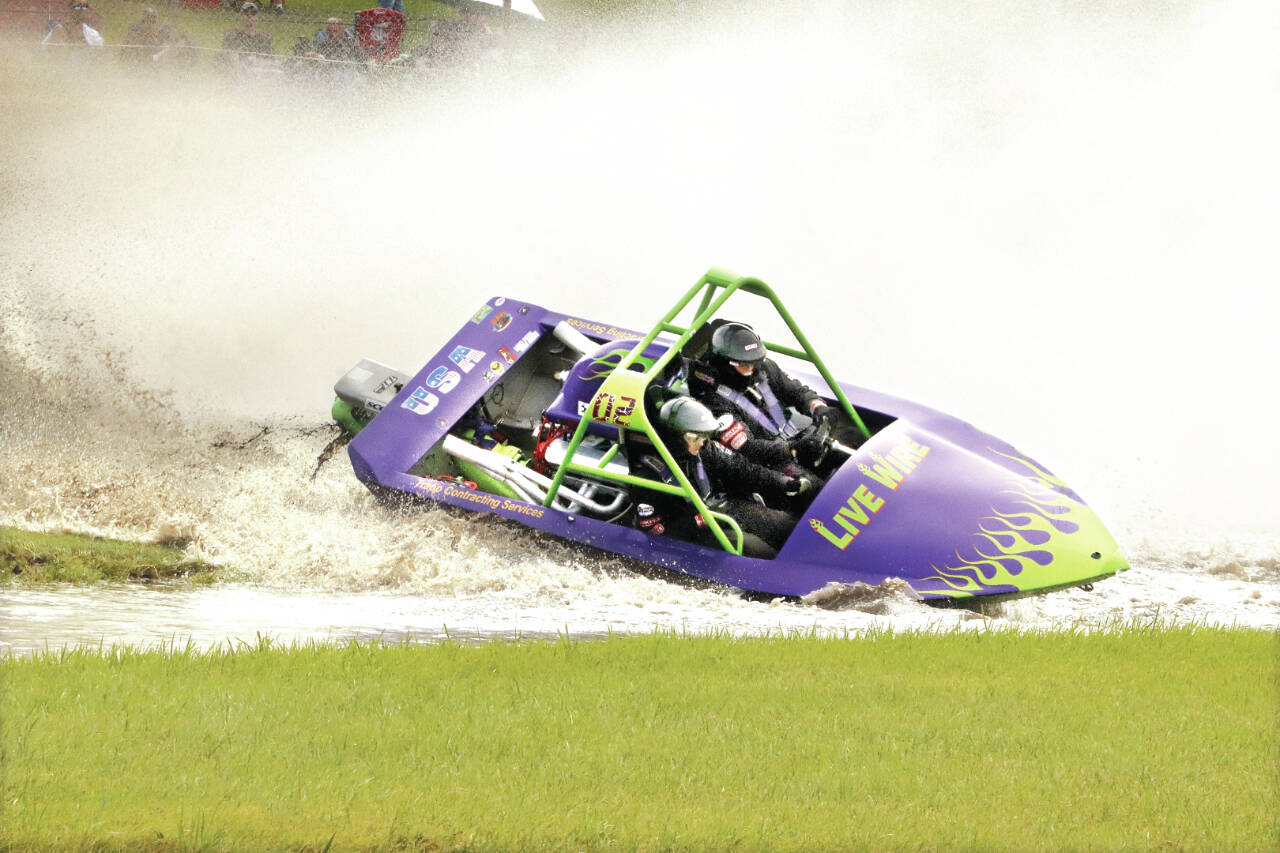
[658,397,732,436]
[709,322,766,365]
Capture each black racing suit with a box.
[688,357,826,499]
[635,435,797,557]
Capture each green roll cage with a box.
[541,267,872,555]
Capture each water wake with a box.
[2,0,1277,643]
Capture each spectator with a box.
[312,17,363,62]
[226,0,282,13]
[155,24,199,69]
[289,16,366,80]
[376,0,405,16]
[417,10,494,71]
[43,1,104,49]
[314,16,348,46]
[217,2,275,72]
[121,7,163,64]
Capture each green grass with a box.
[3,627,1276,851]
[0,526,216,584]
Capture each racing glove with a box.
[784,476,813,497]
[810,403,838,430]
[792,434,827,467]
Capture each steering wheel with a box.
[789,419,833,469]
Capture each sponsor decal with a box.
[494,297,506,307]
[589,391,637,427]
[513,330,539,354]
[857,437,932,491]
[809,436,931,550]
[448,346,484,373]
[482,360,506,383]
[426,366,461,393]
[808,486,886,550]
[692,370,717,388]
[498,346,517,365]
[471,304,493,324]
[401,386,439,416]
[412,478,546,518]
[500,497,545,518]
[636,503,664,535]
[718,420,748,451]
[564,316,642,339]
[491,312,512,332]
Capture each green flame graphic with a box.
[986,445,1079,495]
[918,460,1121,597]
[585,348,657,381]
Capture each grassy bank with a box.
[3,627,1276,852]
[0,526,215,584]
[63,0,458,60]
[16,0,660,61]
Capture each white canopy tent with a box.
[465,0,544,21]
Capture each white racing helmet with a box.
[659,397,733,437]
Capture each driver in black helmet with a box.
[688,321,838,493]
[634,396,802,558]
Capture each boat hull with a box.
[346,296,1127,600]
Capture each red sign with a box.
[354,7,404,63]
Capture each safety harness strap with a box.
[715,382,801,440]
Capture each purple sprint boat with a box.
[331,268,1128,602]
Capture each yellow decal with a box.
[852,483,886,514]
[858,457,903,490]
[422,478,546,518]
[857,438,931,490]
[565,317,642,339]
[445,485,504,510]
[810,518,853,550]
[810,436,929,551]
[501,498,545,519]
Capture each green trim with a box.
[539,268,867,556]
[596,443,620,469]
[332,398,368,436]
[455,438,528,501]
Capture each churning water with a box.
[1,0,1277,653]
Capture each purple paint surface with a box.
[348,299,1122,600]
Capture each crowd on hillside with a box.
[34,0,525,79]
